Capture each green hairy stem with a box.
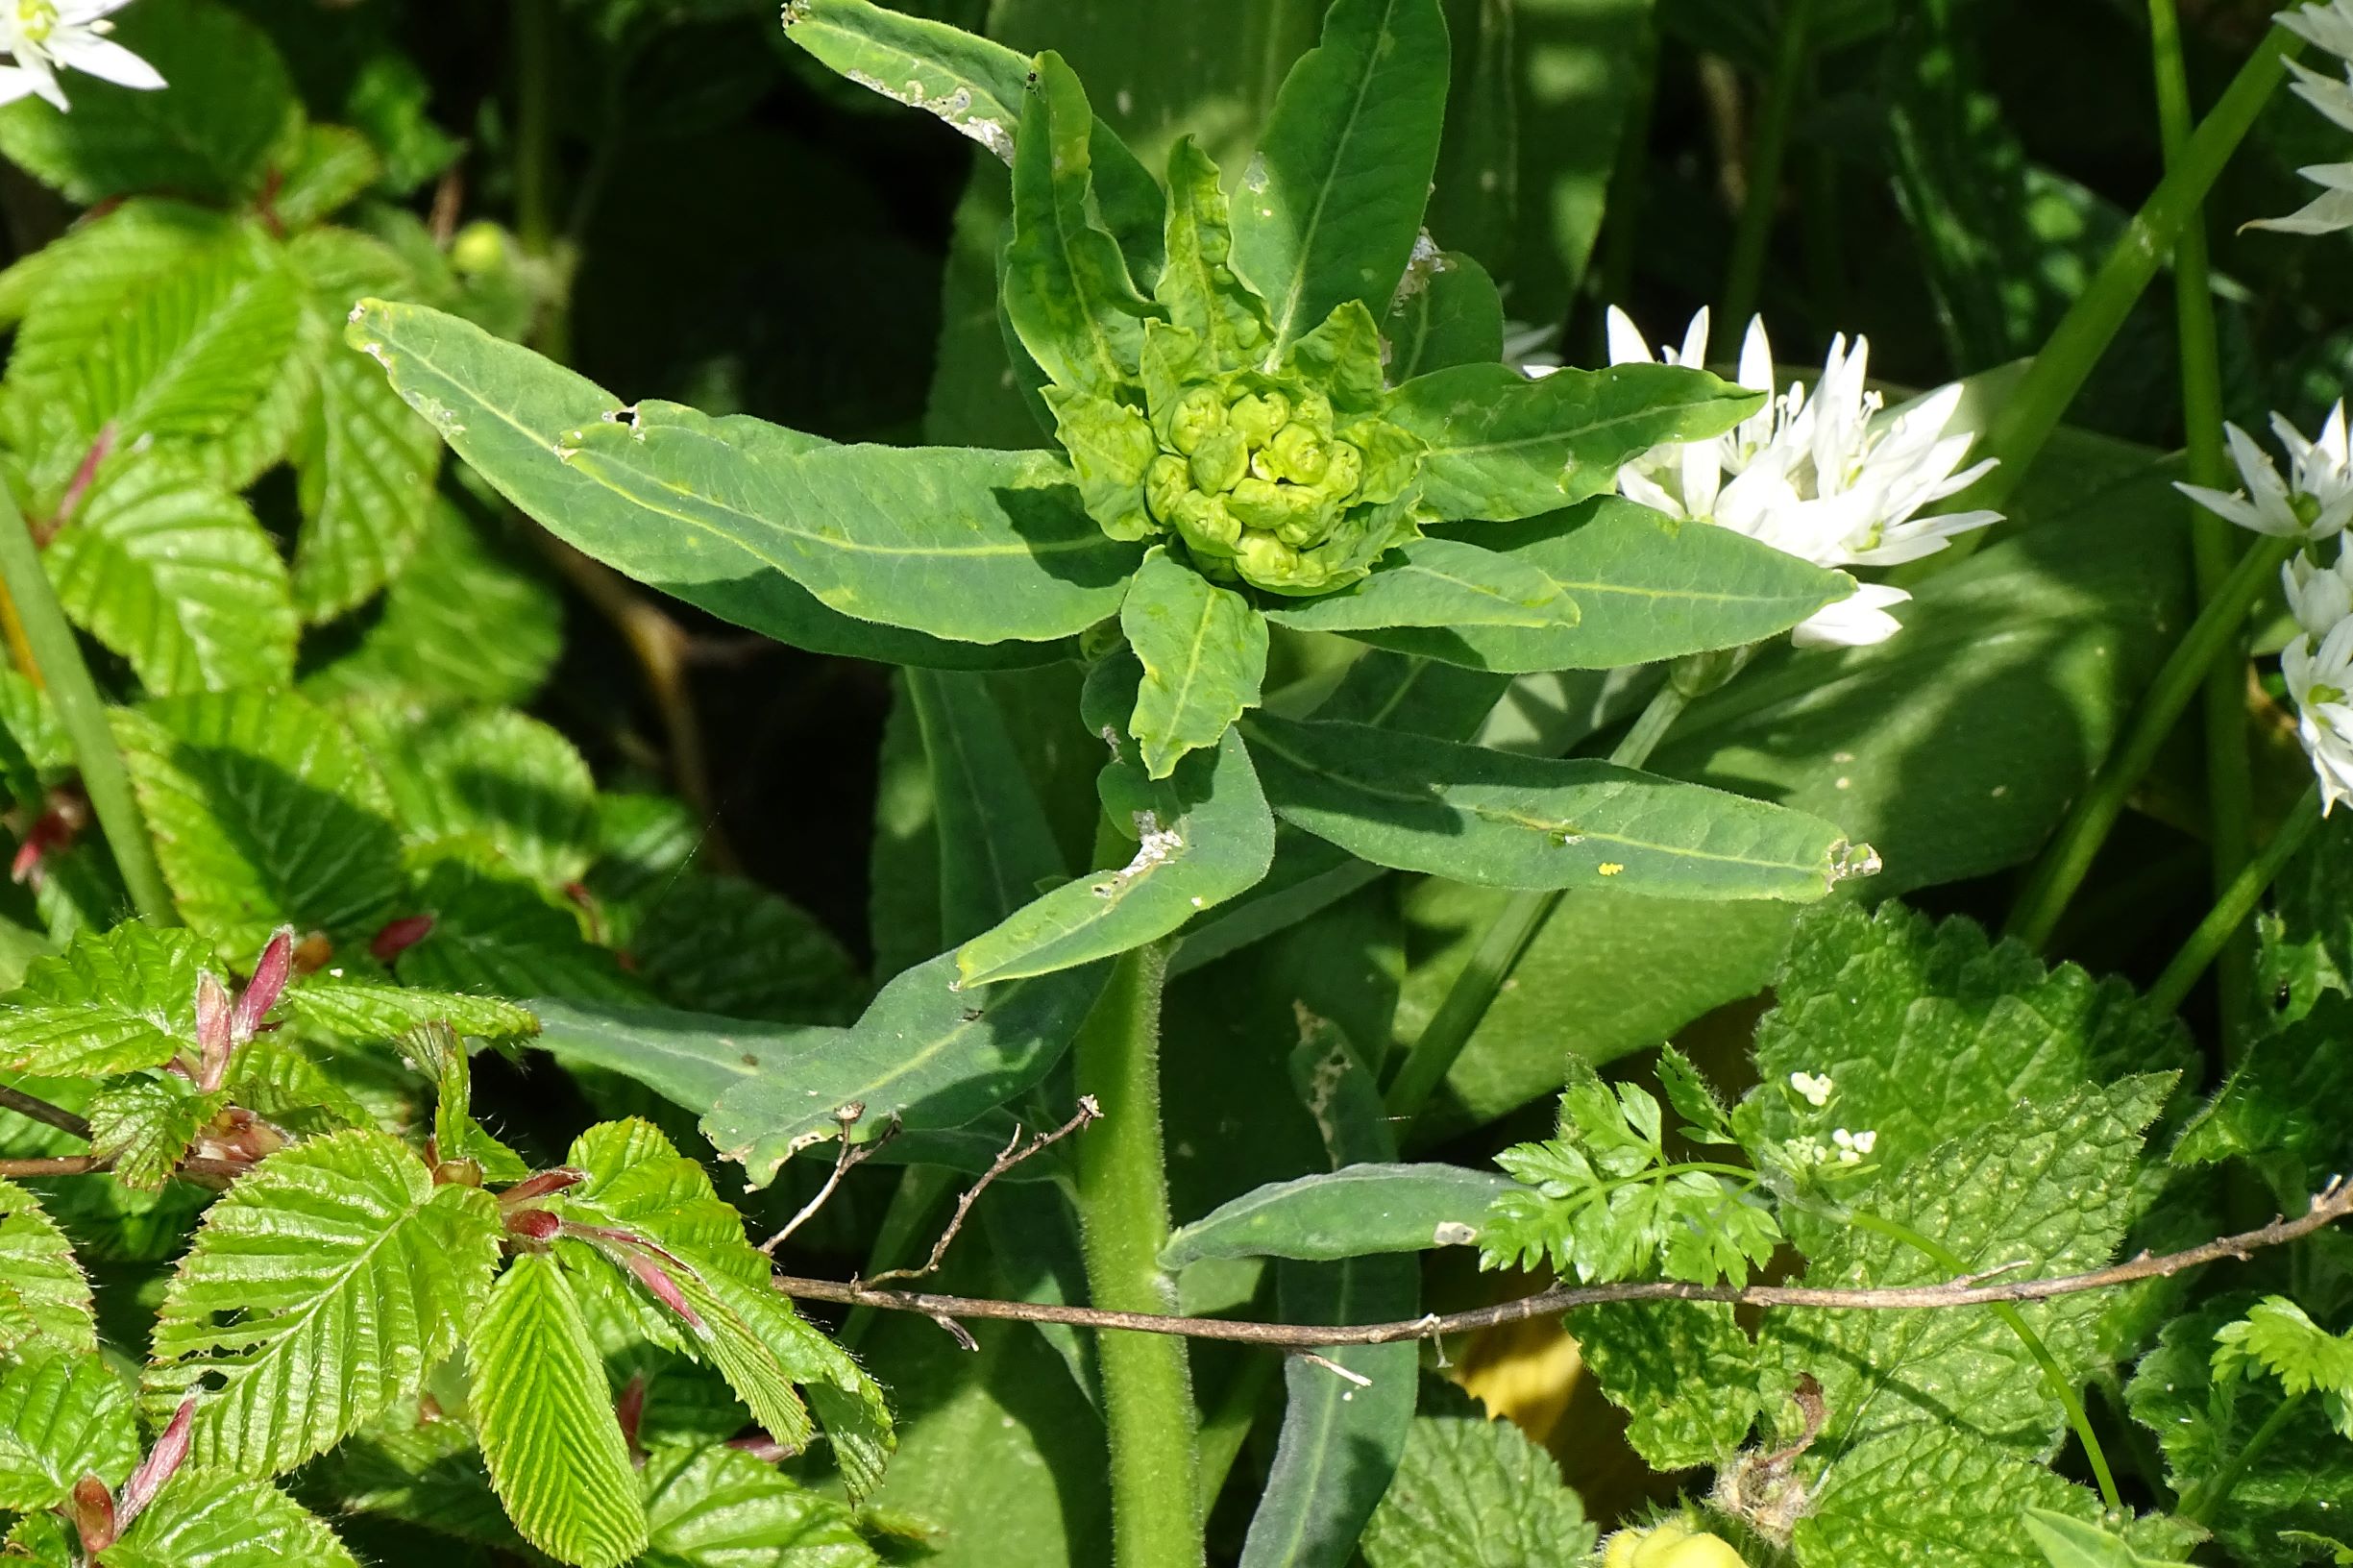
[0,487,175,926]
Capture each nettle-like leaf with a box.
[0,923,208,1077]
[46,458,299,696]
[345,700,599,886]
[1764,1078,2169,1468]
[0,1181,97,1353]
[102,1473,359,1568]
[1479,1059,1781,1286]
[114,689,404,955]
[1358,1385,1596,1568]
[555,1119,895,1494]
[637,1441,878,1568]
[1119,545,1267,778]
[345,302,1085,669]
[1229,0,1450,356]
[1242,713,1869,901]
[147,1128,504,1477]
[86,1077,223,1190]
[625,873,863,1025]
[2215,1296,2353,1437]
[1569,1301,1763,1472]
[279,973,539,1044]
[0,1350,138,1510]
[2174,992,2353,1205]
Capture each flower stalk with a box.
[1719,0,1818,331]
[2148,784,2325,1017]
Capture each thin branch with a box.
[0,1152,247,1181]
[0,1083,90,1141]
[760,1105,894,1255]
[771,1179,2353,1348]
[866,1096,1100,1287]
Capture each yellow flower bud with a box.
[1605,1523,1749,1568]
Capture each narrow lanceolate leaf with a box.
[0,1352,137,1509]
[469,1253,649,1568]
[954,725,1277,987]
[1384,253,1505,381]
[113,691,404,954]
[1384,363,1765,523]
[345,301,1066,669]
[0,1182,93,1352]
[1122,546,1269,778]
[1159,136,1271,362]
[1263,536,1578,635]
[47,462,298,695]
[103,1475,360,1568]
[701,951,1112,1187]
[0,924,208,1077]
[1003,54,1164,396]
[147,1129,504,1478]
[1356,502,1853,672]
[780,0,1164,275]
[1243,715,1868,900]
[1162,1164,1513,1269]
[904,670,1067,944]
[1230,0,1450,357]
[555,416,1137,647]
[280,975,539,1042]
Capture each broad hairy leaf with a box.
[2174,992,2353,1205]
[1121,546,1267,779]
[1764,1079,2169,1465]
[291,306,443,623]
[1230,0,1450,356]
[1243,713,1867,899]
[0,1181,95,1352]
[102,1474,359,1568]
[86,1077,221,1189]
[345,301,1080,668]
[0,1350,137,1509]
[627,874,864,1026]
[1567,1301,1761,1471]
[1004,53,1163,396]
[115,690,404,955]
[470,1252,649,1568]
[0,0,298,206]
[1358,1385,1596,1568]
[1384,251,1505,380]
[953,724,1276,986]
[637,1441,876,1568]
[280,974,539,1042]
[1385,362,1764,522]
[48,460,298,695]
[1354,500,1853,672]
[147,1127,504,1477]
[905,667,1068,945]
[1263,536,1579,636]
[346,701,598,886]
[1162,1163,1510,1268]
[0,923,208,1077]
[699,950,1111,1186]
[389,855,641,1004]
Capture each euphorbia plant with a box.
[349,0,1884,1559]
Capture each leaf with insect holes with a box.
[146,1128,503,1478]
[0,924,210,1078]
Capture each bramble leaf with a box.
[0,924,208,1077]
[289,297,443,622]
[1243,714,1866,900]
[102,1473,360,1568]
[468,1252,649,1568]
[86,1077,221,1189]
[280,974,539,1043]
[147,1128,504,1478]
[636,1440,877,1567]
[1120,545,1268,778]
[0,1351,138,1510]
[0,1181,95,1353]
[346,701,598,887]
[1230,0,1450,356]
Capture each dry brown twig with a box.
[760,1103,895,1256]
[864,1097,1102,1287]
[770,1177,2353,1349]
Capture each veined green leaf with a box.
[1003,54,1164,396]
[1384,362,1763,522]
[114,690,404,955]
[637,1441,876,1567]
[626,874,863,1027]
[700,951,1112,1187]
[1384,250,1505,381]
[281,974,539,1042]
[2021,1509,2186,1568]
[905,669,1067,944]
[1359,1386,1596,1568]
[390,855,642,1005]
[954,724,1276,987]
[48,460,298,696]
[103,1474,360,1568]
[0,1181,94,1353]
[0,924,208,1077]
[292,331,443,623]
[86,1078,220,1190]
[345,301,1075,668]
[345,701,598,886]
[1568,1301,1762,1471]
[468,1253,649,1568]
[272,124,381,229]
[1163,1163,1510,1268]
[1160,136,1271,363]
[553,415,1137,648]
[1243,715,1866,899]
[147,1128,504,1478]
[0,1352,136,1510]
[1231,0,1451,357]
[1355,501,1852,671]
[1122,547,1269,778]
[781,0,1164,276]
[1263,536,1578,635]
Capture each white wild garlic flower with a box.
[2176,403,2353,541]
[2255,1,2353,235]
[0,0,163,110]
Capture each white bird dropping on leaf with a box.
[1603,306,2001,648]
[0,0,165,111]
[2177,403,2353,541]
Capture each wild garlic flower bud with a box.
[2286,544,2353,640]
[2177,404,2353,542]
[2285,616,2353,814]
